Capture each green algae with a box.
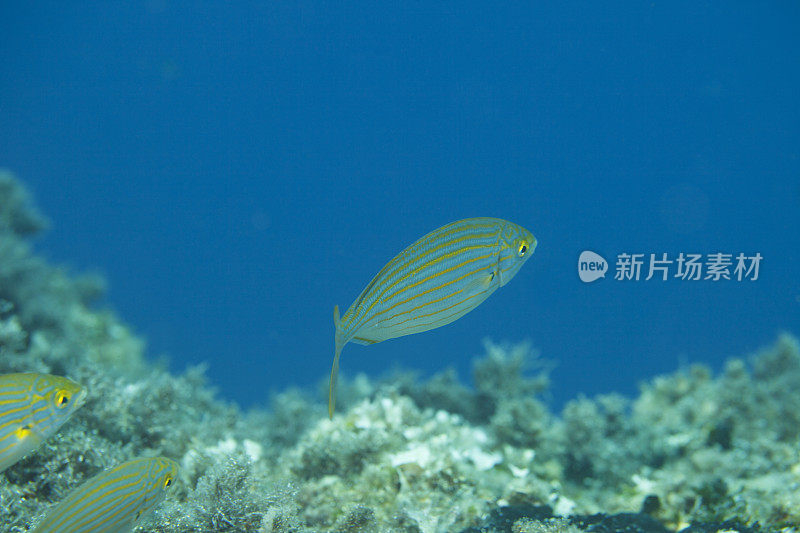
[1,170,799,532]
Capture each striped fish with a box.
[33,456,179,533]
[0,373,87,472]
[329,217,536,417]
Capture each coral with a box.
[511,517,583,533]
[277,394,564,532]
[460,504,554,533]
[0,169,48,235]
[155,453,271,532]
[473,340,550,402]
[394,366,483,423]
[556,392,663,487]
[618,335,800,529]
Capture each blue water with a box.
[1,2,798,410]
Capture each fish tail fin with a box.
[329,305,345,419]
[328,344,342,419]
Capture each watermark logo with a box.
[578,251,763,282]
[578,251,608,283]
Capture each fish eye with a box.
[163,476,173,489]
[55,390,71,408]
[517,242,528,257]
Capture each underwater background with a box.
[1,2,800,532]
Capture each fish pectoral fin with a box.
[15,423,43,445]
[461,268,498,295]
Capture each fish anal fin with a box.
[352,336,379,345]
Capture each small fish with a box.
[32,456,179,533]
[329,217,536,417]
[0,373,87,472]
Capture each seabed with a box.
[1,171,798,533]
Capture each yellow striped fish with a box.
[329,217,536,417]
[33,456,179,533]
[0,373,86,472]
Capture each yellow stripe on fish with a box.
[32,456,179,533]
[0,373,86,473]
[329,217,536,417]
